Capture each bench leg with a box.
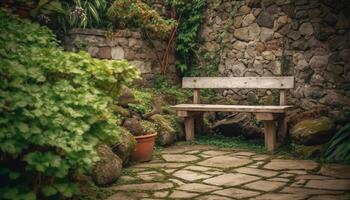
[263,120,277,153]
[195,113,204,136]
[185,116,195,141]
[277,114,287,146]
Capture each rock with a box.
[234,23,261,41]
[111,47,124,60]
[291,117,335,145]
[117,86,137,107]
[238,5,251,15]
[242,14,256,27]
[122,117,144,136]
[287,31,301,40]
[299,23,314,36]
[294,145,324,158]
[320,91,349,107]
[234,15,243,28]
[319,164,350,178]
[93,144,122,185]
[256,11,274,28]
[149,114,176,146]
[309,55,328,68]
[111,105,130,118]
[261,0,274,7]
[98,47,111,59]
[262,51,276,60]
[112,130,136,165]
[233,41,248,50]
[329,35,347,51]
[263,159,318,170]
[336,15,350,29]
[305,179,350,191]
[143,96,166,119]
[87,46,99,57]
[260,28,274,42]
[212,113,249,137]
[242,125,264,139]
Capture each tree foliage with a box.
[0,10,139,199]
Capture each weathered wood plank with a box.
[264,120,277,153]
[171,104,293,113]
[280,90,286,105]
[277,114,287,145]
[183,77,294,89]
[193,89,200,104]
[256,113,275,120]
[185,117,195,141]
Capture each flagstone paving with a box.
[105,144,350,200]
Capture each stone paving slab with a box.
[105,144,350,200]
[198,155,252,169]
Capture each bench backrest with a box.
[182,76,295,105]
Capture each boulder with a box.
[111,105,130,118]
[294,145,324,158]
[93,144,122,185]
[117,86,137,107]
[242,125,264,139]
[212,113,250,137]
[112,130,136,166]
[143,96,167,119]
[150,114,176,146]
[291,117,335,145]
[122,117,144,136]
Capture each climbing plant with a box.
[0,10,139,200]
[166,0,207,75]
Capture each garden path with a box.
[106,144,350,200]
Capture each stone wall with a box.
[198,0,350,121]
[64,28,177,84]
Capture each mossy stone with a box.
[150,114,176,146]
[112,130,136,166]
[291,117,335,145]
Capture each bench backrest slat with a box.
[183,77,294,89]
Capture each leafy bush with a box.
[324,123,350,163]
[128,90,153,115]
[108,0,176,36]
[0,10,139,199]
[153,75,190,103]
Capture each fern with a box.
[323,123,350,163]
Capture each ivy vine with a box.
[166,0,207,76]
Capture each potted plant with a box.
[131,120,158,162]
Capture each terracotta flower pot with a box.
[132,132,157,162]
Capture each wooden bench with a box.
[171,77,294,152]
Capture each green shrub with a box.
[324,123,350,163]
[128,89,153,115]
[0,10,139,200]
[153,75,190,103]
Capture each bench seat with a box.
[173,76,295,153]
[172,104,293,113]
